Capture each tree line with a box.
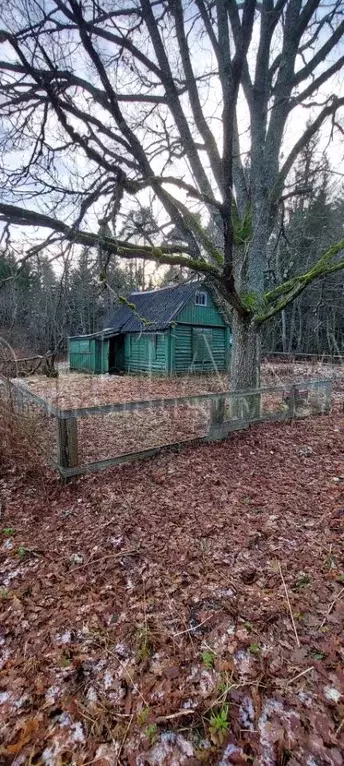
[0,247,140,357]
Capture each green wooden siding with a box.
[176,290,225,326]
[101,339,109,374]
[69,287,230,375]
[224,327,231,372]
[192,328,213,362]
[69,337,97,373]
[70,337,110,373]
[168,328,176,374]
[124,332,168,374]
[174,325,228,372]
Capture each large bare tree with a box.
[1,0,344,389]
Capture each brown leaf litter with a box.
[1,372,344,764]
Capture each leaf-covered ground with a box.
[19,372,228,410]
[18,359,344,410]
[13,362,336,466]
[1,395,344,765]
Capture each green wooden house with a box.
[69,281,231,375]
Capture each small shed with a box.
[69,281,231,375]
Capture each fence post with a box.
[210,397,225,426]
[289,384,297,418]
[324,382,332,414]
[230,391,261,421]
[57,415,78,469]
[246,391,261,420]
[207,397,229,441]
[15,387,25,415]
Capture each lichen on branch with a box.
[256,238,344,323]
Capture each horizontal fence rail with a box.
[2,376,332,480]
[264,352,344,363]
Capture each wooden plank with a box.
[58,379,331,419]
[57,416,78,468]
[5,376,332,428]
[289,384,297,418]
[265,351,343,361]
[324,386,332,413]
[55,436,204,478]
[60,391,227,418]
[54,410,286,478]
[250,411,291,424]
[205,419,250,441]
[57,411,267,479]
[210,397,225,425]
[169,328,175,374]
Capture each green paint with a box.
[69,337,97,373]
[225,327,231,372]
[177,289,225,326]
[69,287,231,375]
[101,339,109,373]
[125,332,169,375]
[168,327,176,374]
[174,324,228,372]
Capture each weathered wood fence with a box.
[2,377,332,480]
[264,352,344,364]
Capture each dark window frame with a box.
[195,291,207,307]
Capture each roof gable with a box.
[104,281,231,334]
[175,286,226,326]
[104,282,201,334]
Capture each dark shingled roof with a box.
[103,282,202,334]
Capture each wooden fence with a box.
[2,377,332,479]
[263,351,344,364]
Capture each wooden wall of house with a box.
[69,337,97,373]
[124,332,169,374]
[177,290,226,326]
[101,339,109,374]
[69,337,110,374]
[173,325,229,373]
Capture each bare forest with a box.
[1,3,344,764]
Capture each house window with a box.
[193,328,212,362]
[195,291,207,306]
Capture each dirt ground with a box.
[1,395,344,763]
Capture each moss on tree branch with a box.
[256,238,344,323]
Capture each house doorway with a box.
[109,334,125,373]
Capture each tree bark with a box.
[230,313,261,418]
[288,301,296,354]
[230,312,261,390]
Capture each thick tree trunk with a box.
[230,312,261,419]
[230,312,261,421]
[230,312,261,390]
